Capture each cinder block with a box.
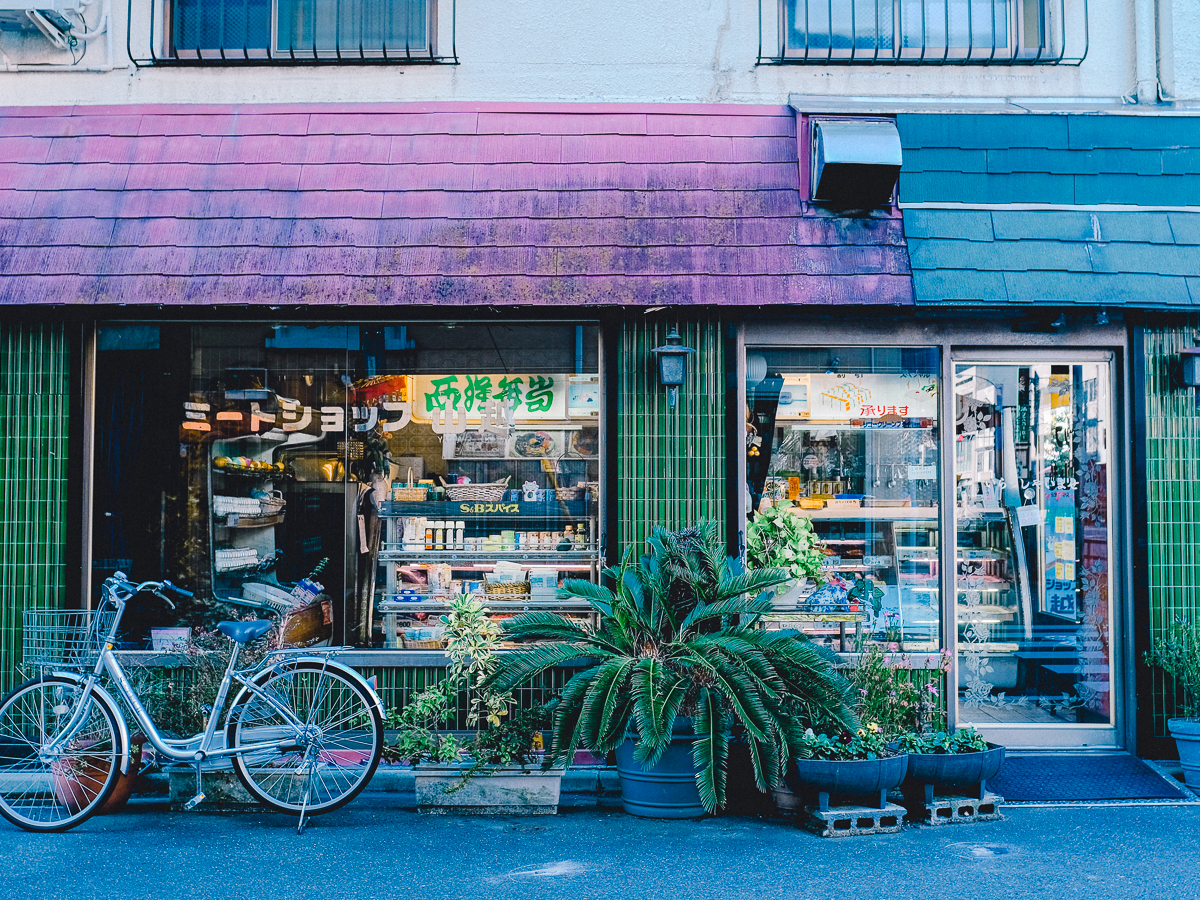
[901,791,1004,826]
[801,801,907,838]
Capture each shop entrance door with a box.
[952,354,1121,749]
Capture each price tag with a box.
[864,555,892,568]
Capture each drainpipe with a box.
[1157,0,1175,100]
[1134,0,1160,103]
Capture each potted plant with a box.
[384,590,564,814]
[746,504,825,607]
[1144,619,1200,787]
[897,726,1004,805]
[483,522,857,818]
[787,722,907,810]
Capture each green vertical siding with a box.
[617,319,726,556]
[0,323,71,693]
[1143,319,1200,738]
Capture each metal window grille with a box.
[129,0,456,65]
[0,323,71,695]
[758,0,1086,64]
[617,320,727,557]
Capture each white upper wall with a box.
[0,0,1178,106]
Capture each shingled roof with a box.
[898,112,1200,308]
[0,103,912,307]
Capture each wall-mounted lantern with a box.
[651,329,696,409]
[1181,345,1200,388]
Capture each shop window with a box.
[91,322,601,651]
[746,346,942,653]
[169,0,433,61]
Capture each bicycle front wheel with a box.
[227,662,383,816]
[0,675,123,832]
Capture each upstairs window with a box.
[763,0,1084,64]
[158,0,446,62]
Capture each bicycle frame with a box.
[44,578,366,769]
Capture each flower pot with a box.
[786,753,909,811]
[51,741,144,816]
[615,718,705,819]
[414,763,564,815]
[900,742,1005,805]
[1168,718,1200,788]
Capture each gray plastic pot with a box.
[900,742,1005,804]
[787,752,909,811]
[1168,718,1200,788]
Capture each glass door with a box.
[953,357,1119,748]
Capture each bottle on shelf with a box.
[455,520,465,551]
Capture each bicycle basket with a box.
[22,608,118,669]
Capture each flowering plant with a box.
[897,726,990,755]
[846,644,951,737]
[797,722,898,761]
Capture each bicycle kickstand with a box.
[182,763,206,811]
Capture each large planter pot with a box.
[900,743,1005,805]
[1168,718,1200,788]
[615,718,706,819]
[414,763,564,815]
[787,753,909,811]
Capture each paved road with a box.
[3,800,1200,900]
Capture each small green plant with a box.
[847,574,884,618]
[1144,619,1200,718]
[797,722,896,761]
[898,726,989,755]
[846,644,951,738]
[746,504,826,584]
[382,590,546,784]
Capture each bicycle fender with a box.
[45,671,132,775]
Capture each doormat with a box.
[987,754,1187,801]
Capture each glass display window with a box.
[91,321,601,650]
[746,346,942,652]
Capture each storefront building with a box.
[1,103,1198,761]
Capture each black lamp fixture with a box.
[651,329,696,409]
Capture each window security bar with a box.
[127,0,456,66]
[758,0,1086,64]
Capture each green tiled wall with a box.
[1143,319,1200,737]
[617,319,727,555]
[0,322,71,693]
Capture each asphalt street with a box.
[3,800,1200,900]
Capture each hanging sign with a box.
[412,374,569,422]
[1043,489,1078,619]
[775,373,939,421]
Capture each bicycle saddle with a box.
[217,620,274,643]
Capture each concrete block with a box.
[167,767,255,810]
[801,801,906,838]
[901,791,1004,826]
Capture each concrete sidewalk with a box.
[4,798,1200,900]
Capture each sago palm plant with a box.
[483,522,857,812]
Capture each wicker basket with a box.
[441,476,510,502]
[393,468,428,502]
[401,636,445,650]
[483,574,531,598]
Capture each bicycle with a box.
[0,572,384,833]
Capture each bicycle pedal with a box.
[182,792,206,811]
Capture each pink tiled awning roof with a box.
[0,103,912,307]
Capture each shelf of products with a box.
[376,498,601,650]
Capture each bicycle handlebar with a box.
[105,572,193,609]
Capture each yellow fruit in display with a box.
[214,457,229,468]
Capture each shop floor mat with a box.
[987,754,1186,801]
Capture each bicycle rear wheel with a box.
[227,662,383,816]
[0,675,123,832]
